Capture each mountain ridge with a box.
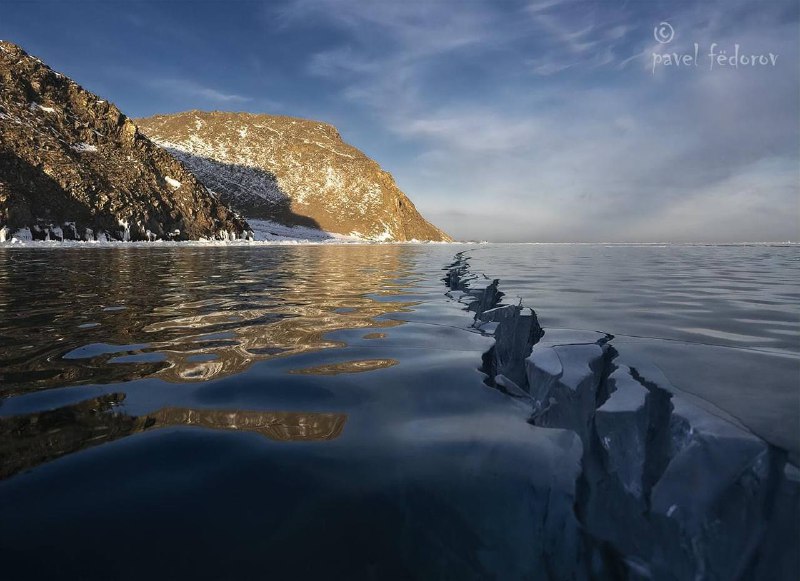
[136,110,452,242]
[0,41,251,242]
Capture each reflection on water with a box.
[0,246,415,396]
[289,358,399,375]
[0,392,347,479]
[149,407,346,440]
[0,245,423,478]
[1,244,796,579]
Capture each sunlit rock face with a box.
[136,110,452,242]
[0,41,250,241]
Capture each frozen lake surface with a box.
[0,243,797,579]
[466,244,800,457]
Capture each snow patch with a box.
[71,143,97,153]
[372,223,395,242]
[29,102,56,114]
[249,219,361,243]
[165,176,182,189]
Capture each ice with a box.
[494,373,531,400]
[536,328,609,347]
[13,228,32,242]
[443,251,799,580]
[117,219,130,242]
[526,341,609,443]
[481,305,544,387]
[528,345,562,377]
[595,366,649,497]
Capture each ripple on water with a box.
[0,244,796,579]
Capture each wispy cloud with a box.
[279,0,497,57]
[281,0,798,241]
[523,0,635,75]
[148,78,252,104]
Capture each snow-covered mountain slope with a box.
[0,41,251,242]
[136,111,452,242]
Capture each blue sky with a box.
[2,0,798,241]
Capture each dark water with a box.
[0,245,582,580]
[0,244,797,579]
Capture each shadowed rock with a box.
[136,110,451,241]
[0,41,250,241]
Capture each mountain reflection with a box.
[289,358,399,375]
[0,246,417,396]
[0,393,347,479]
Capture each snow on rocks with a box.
[164,176,181,189]
[135,111,451,242]
[71,142,97,153]
[29,102,56,113]
[249,219,361,243]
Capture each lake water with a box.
[466,244,800,456]
[0,243,797,579]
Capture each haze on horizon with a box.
[1,0,797,243]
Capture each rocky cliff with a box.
[0,41,251,242]
[136,110,451,242]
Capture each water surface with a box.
[0,245,579,579]
[0,243,797,578]
[467,243,800,455]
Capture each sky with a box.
[1,0,798,242]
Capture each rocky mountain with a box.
[136,111,451,242]
[0,41,251,242]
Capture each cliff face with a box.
[136,110,452,242]
[0,41,251,241]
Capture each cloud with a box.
[280,0,799,241]
[147,78,252,104]
[396,111,542,154]
[523,0,635,76]
[622,158,799,242]
[280,0,497,57]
